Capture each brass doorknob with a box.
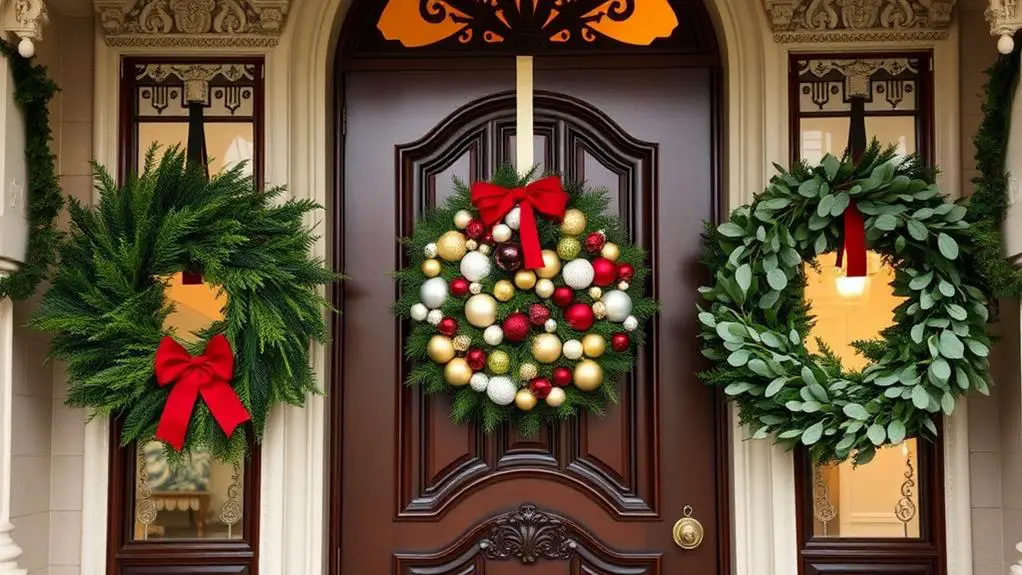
[672,505,704,550]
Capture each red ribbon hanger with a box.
[154,334,250,451]
[470,176,569,269]
[841,203,867,278]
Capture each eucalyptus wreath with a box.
[699,145,995,465]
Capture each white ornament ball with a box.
[618,281,630,291]
[545,386,566,407]
[420,277,448,309]
[424,243,438,258]
[454,209,473,229]
[470,373,490,392]
[460,251,492,282]
[483,325,504,346]
[486,376,517,406]
[623,315,639,332]
[544,319,558,333]
[535,279,555,299]
[562,259,595,290]
[17,38,34,59]
[427,309,444,325]
[563,339,584,360]
[478,244,492,256]
[602,290,633,322]
[505,206,521,230]
[465,294,498,328]
[469,282,483,295]
[999,34,1016,55]
[492,223,513,243]
[410,303,429,322]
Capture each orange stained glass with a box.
[377,0,679,48]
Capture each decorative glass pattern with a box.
[796,57,921,114]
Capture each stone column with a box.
[988,0,1022,53]
[0,0,48,57]
[0,289,24,575]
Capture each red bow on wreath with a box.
[154,334,250,451]
[471,176,569,269]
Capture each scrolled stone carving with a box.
[93,0,289,48]
[0,0,49,43]
[763,0,957,43]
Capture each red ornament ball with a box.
[438,317,459,337]
[529,377,553,399]
[592,257,618,286]
[494,243,524,272]
[464,219,486,240]
[466,348,487,371]
[552,367,573,387]
[502,312,531,342]
[564,303,595,331]
[617,263,635,283]
[528,303,551,326]
[450,277,470,297]
[481,230,494,245]
[611,332,631,352]
[584,232,606,254]
[551,286,574,308]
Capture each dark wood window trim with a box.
[108,55,265,575]
[788,50,945,575]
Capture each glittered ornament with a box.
[560,209,587,236]
[582,333,606,358]
[545,386,567,407]
[531,333,562,364]
[562,339,583,360]
[592,257,618,287]
[460,251,492,282]
[424,243,438,258]
[465,239,478,251]
[564,303,595,331]
[491,223,513,243]
[514,388,537,411]
[519,363,538,381]
[552,286,574,308]
[437,317,458,337]
[557,237,582,261]
[444,358,473,386]
[466,348,487,371]
[617,263,635,283]
[420,277,448,309]
[478,244,492,256]
[483,325,504,346]
[470,372,490,392]
[427,335,456,363]
[588,287,603,301]
[601,242,621,261]
[494,243,523,272]
[465,294,497,328]
[493,280,515,302]
[536,250,562,279]
[529,377,553,400]
[611,333,631,352]
[453,210,473,229]
[487,376,516,405]
[465,219,486,240]
[427,309,443,325]
[623,315,639,332]
[410,303,428,322]
[573,359,604,391]
[592,301,607,320]
[453,335,472,352]
[505,206,521,230]
[450,277,470,297]
[552,366,573,387]
[535,279,555,298]
[481,230,494,245]
[562,259,595,290]
[487,350,511,374]
[514,270,537,290]
[528,303,550,326]
[544,319,557,333]
[584,231,606,254]
[502,312,531,342]
[436,231,468,262]
[602,290,633,322]
[469,282,483,295]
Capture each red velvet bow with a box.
[154,334,250,451]
[471,176,569,269]
[840,202,867,277]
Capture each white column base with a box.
[0,296,25,575]
[0,522,24,575]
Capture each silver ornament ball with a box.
[486,376,517,406]
[562,259,595,290]
[460,251,492,282]
[420,277,448,309]
[470,373,490,392]
[602,290,633,322]
[483,325,504,345]
[505,206,521,230]
[544,319,558,333]
[623,315,639,332]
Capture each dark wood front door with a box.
[334,64,725,574]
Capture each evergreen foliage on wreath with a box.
[394,166,656,436]
[31,147,336,462]
[0,41,64,301]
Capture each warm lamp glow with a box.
[835,275,867,298]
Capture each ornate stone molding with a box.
[0,0,49,56]
[987,1,1022,53]
[93,0,289,49]
[763,0,957,43]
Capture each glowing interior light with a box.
[835,275,867,298]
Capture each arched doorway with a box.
[329,2,728,572]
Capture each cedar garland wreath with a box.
[0,41,64,301]
[32,148,336,462]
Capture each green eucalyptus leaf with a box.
[765,377,787,397]
[718,222,745,237]
[907,218,928,241]
[866,423,886,446]
[725,381,755,395]
[767,269,788,291]
[912,385,930,409]
[938,233,960,260]
[938,330,965,359]
[727,350,751,366]
[874,214,898,231]
[909,271,933,290]
[735,264,752,294]
[842,403,870,421]
[798,179,821,198]
[822,155,840,180]
[802,422,824,445]
[887,420,907,444]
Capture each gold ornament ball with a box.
[465,294,498,328]
[444,358,473,386]
[545,387,567,407]
[601,242,621,262]
[453,335,472,352]
[557,236,582,260]
[487,350,511,374]
[592,301,608,320]
[515,388,538,411]
[531,333,563,364]
[421,259,442,278]
[582,333,606,357]
[560,209,587,236]
[573,359,604,391]
[519,363,539,380]
[436,231,468,262]
[589,287,603,300]
[536,249,562,279]
[493,280,516,302]
[514,270,537,290]
[535,279,555,299]
[427,335,456,364]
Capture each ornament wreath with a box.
[0,41,64,301]
[31,147,336,462]
[394,166,656,436]
[700,144,996,465]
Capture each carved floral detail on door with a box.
[478,504,577,563]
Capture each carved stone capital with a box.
[0,0,49,44]
[762,0,957,43]
[93,0,289,49]
[986,1,1022,53]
